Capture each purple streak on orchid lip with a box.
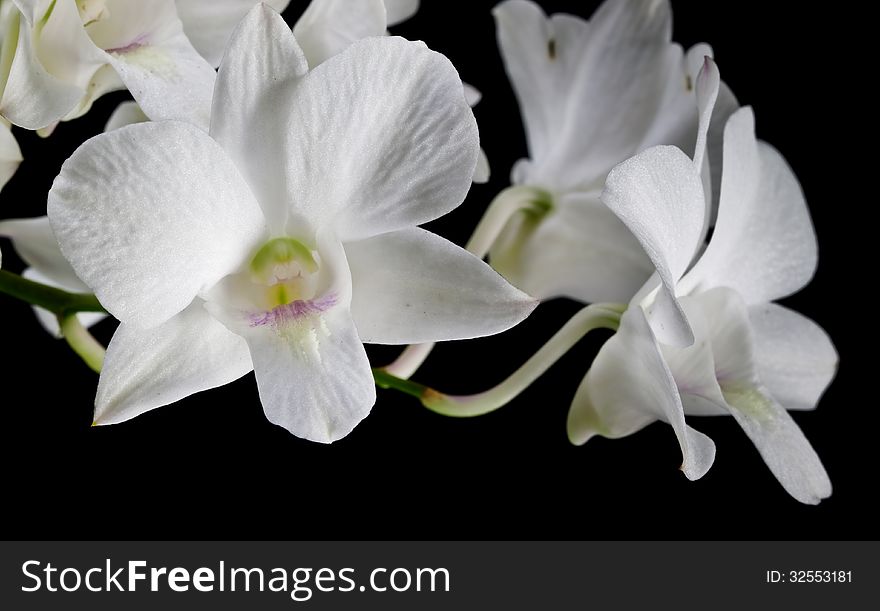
[105,35,148,54]
[248,293,338,328]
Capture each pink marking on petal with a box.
[248,293,338,328]
[106,34,148,54]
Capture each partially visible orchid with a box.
[487,0,737,304]
[46,6,535,442]
[0,0,220,130]
[567,76,836,503]
[96,0,423,122]
[384,0,731,379]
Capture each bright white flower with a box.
[567,96,836,503]
[0,117,21,190]
[488,0,737,304]
[0,0,221,130]
[47,6,536,442]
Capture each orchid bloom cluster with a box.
[0,0,836,504]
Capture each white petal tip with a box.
[790,477,832,506]
[567,430,596,447]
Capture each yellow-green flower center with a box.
[250,237,320,308]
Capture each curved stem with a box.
[382,343,435,380]
[464,185,552,259]
[383,185,551,380]
[59,314,105,373]
[373,368,428,399]
[0,269,107,371]
[421,303,625,417]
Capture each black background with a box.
[1,1,873,539]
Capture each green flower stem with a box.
[383,185,551,380]
[0,269,107,371]
[372,368,429,399]
[420,303,625,417]
[0,269,105,315]
[59,314,105,373]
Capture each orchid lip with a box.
[248,292,337,328]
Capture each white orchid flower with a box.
[47,6,535,443]
[567,98,836,503]
[0,0,224,130]
[0,117,22,190]
[488,0,737,304]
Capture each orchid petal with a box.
[601,145,705,345]
[495,0,695,191]
[104,100,148,131]
[692,55,719,172]
[748,303,837,411]
[384,0,418,25]
[210,4,309,228]
[236,235,374,443]
[64,64,124,122]
[33,0,107,85]
[293,0,386,68]
[462,82,481,106]
[246,305,375,443]
[10,1,42,23]
[346,227,536,344]
[724,383,832,504]
[0,11,87,129]
[632,41,710,158]
[0,216,85,289]
[94,301,252,425]
[48,121,266,329]
[247,307,375,443]
[280,36,478,240]
[489,192,653,303]
[93,0,216,127]
[568,306,716,480]
[698,288,831,504]
[682,107,817,303]
[174,0,292,67]
[705,86,739,225]
[473,149,490,183]
[0,119,22,189]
